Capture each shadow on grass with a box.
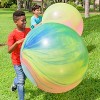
[25,87,44,100]
[83,15,100,37]
[87,45,96,53]
[0,12,14,14]
[0,8,15,11]
[0,44,7,48]
[26,78,100,100]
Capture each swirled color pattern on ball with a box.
[20,23,88,93]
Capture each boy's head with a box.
[13,10,26,30]
[32,5,41,16]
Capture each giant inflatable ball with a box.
[21,23,88,93]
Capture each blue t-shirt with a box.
[31,16,42,29]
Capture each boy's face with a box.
[33,8,41,16]
[15,16,26,29]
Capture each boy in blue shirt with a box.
[31,5,42,29]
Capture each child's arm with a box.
[31,16,42,29]
[34,22,42,27]
[8,38,24,53]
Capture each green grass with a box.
[0,9,100,100]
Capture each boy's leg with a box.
[14,65,26,100]
[11,77,17,91]
[14,77,17,86]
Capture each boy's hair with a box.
[13,10,25,21]
[32,5,41,11]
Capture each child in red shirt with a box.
[7,10,30,100]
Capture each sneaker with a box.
[11,84,17,91]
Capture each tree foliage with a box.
[1,0,16,7]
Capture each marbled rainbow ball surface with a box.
[20,23,88,93]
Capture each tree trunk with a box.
[99,0,100,11]
[17,0,21,10]
[23,1,27,10]
[93,0,96,11]
[75,0,79,5]
[26,0,32,12]
[85,0,90,18]
[82,0,85,8]
[41,0,44,14]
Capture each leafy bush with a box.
[10,4,17,9]
[76,5,84,11]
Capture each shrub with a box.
[10,4,17,9]
[76,5,84,11]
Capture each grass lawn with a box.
[0,8,100,100]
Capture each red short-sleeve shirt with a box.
[7,28,30,65]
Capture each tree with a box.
[99,0,100,11]
[0,0,17,8]
[17,0,21,10]
[16,0,32,11]
[1,0,9,7]
[85,0,90,18]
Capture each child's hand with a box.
[34,22,42,28]
[39,22,42,25]
[8,38,25,53]
[16,38,25,45]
